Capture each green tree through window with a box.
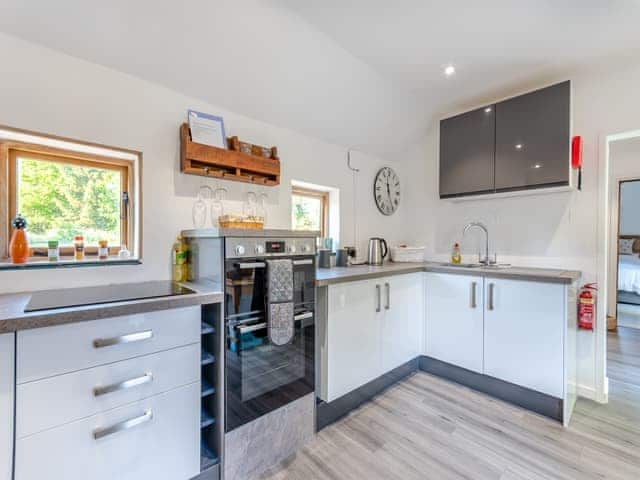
[16,156,121,247]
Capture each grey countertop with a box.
[0,280,223,334]
[316,261,582,287]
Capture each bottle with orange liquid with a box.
[9,213,29,264]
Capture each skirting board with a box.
[316,358,419,431]
[419,356,563,422]
[317,356,564,430]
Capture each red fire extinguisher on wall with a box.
[578,283,597,330]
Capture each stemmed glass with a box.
[211,185,227,227]
[192,185,213,228]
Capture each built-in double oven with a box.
[224,236,316,432]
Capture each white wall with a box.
[620,182,640,236]
[0,33,410,293]
[400,61,640,398]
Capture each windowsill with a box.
[0,256,141,271]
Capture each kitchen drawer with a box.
[17,343,200,438]
[15,382,200,480]
[17,306,200,383]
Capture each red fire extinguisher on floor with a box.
[578,283,597,330]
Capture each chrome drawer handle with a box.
[236,312,313,334]
[93,330,153,349]
[385,283,390,310]
[470,281,477,309]
[93,410,153,440]
[236,262,266,269]
[93,373,153,397]
[292,259,313,266]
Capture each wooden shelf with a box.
[180,123,280,186]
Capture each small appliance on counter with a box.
[335,248,349,267]
[317,249,335,268]
[367,237,388,265]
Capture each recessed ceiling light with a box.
[484,107,492,113]
[533,164,542,169]
[444,65,456,77]
[515,143,523,150]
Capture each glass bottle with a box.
[9,213,29,264]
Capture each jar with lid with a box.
[73,235,85,260]
[47,240,59,262]
[98,240,109,260]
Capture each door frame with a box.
[597,129,640,403]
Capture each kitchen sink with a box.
[437,262,511,269]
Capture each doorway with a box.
[607,139,640,390]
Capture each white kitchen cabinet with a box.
[425,272,484,373]
[15,382,200,480]
[483,278,565,398]
[322,272,424,403]
[325,279,382,402]
[0,333,14,480]
[381,273,423,372]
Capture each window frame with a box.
[291,186,329,237]
[0,136,139,261]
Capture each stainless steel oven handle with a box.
[292,259,313,266]
[93,330,153,349]
[93,373,153,397]
[236,312,313,334]
[236,262,266,269]
[93,410,153,440]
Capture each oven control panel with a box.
[226,237,316,258]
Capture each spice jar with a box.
[98,240,109,260]
[47,240,59,262]
[73,235,85,260]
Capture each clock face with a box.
[374,167,400,216]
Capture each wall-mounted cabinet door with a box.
[425,273,484,373]
[495,81,570,192]
[439,105,496,198]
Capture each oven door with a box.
[224,258,315,432]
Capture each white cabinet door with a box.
[0,333,14,480]
[381,273,423,371]
[425,272,484,373]
[484,278,565,398]
[15,382,200,480]
[325,279,382,402]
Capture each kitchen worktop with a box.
[316,262,582,287]
[0,279,223,333]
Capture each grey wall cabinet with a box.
[439,106,496,198]
[439,81,570,199]
[495,81,570,192]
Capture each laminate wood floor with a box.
[608,326,640,386]
[261,372,640,480]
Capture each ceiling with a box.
[1,0,639,157]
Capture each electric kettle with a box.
[367,237,388,266]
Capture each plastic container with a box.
[451,243,461,264]
[390,245,425,263]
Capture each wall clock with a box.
[374,167,400,215]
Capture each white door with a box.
[326,279,382,402]
[381,273,423,371]
[425,273,484,373]
[0,333,14,480]
[484,278,565,398]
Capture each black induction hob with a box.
[24,281,195,312]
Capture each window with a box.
[291,186,328,237]
[1,127,140,263]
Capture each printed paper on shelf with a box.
[188,110,227,149]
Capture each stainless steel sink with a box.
[437,262,483,268]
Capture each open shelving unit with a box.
[198,303,223,480]
[180,123,280,186]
